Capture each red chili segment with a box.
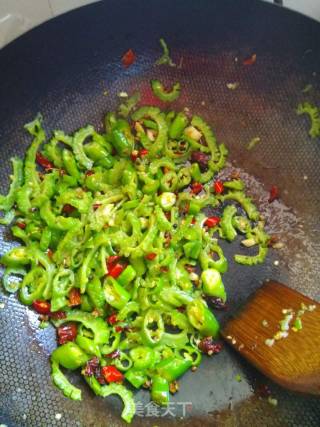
[191,182,203,194]
[108,263,125,278]
[16,222,26,229]
[57,323,78,345]
[268,185,280,203]
[107,314,118,325]
[36,152,54,170]
[139,148,149,157]
[62,204,75,214]
[101,365,124,383]
[32,300,51,315]
[243,53,257,66]
[204,216,220,228]
[107,255,121,271]
[50,310,67,320]
[122,49,136,68]
[213,180,224,194]
[145,252,157,261]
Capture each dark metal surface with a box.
[0,0,320,425]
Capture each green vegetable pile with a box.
[0,84,269,423]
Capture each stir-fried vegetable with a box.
[297,102,320,138]
[151,80,181,102]
[155,38,176,67]
[0,88,269,423]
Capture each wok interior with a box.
[0,0,319,425]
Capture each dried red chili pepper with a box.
[105,350,121,359]
[107,255,121,271]
[243,53,257,66]
[36,152,54,170]
[190,151,209,171]
[268,185,279,203]
[68,288,81,307]
[84,358,106,384]
[198,337,223,355]
[122,49,136,68]
[57,323,77,345]
[101,365,124,383]
[145,253,157,261]
[85,170,94,176]
[50,310,67,320]
[93,203,102,210]
[107,313,118,325]
[108,264,125,278]
[96,370,106,385]
[139,148,149,157]
[213,180,224,194]
[62,204,75,214]
[190,182,203,194]
[32,300,51,315]
[115,325,124,333]
[204,216,220,228]
[16,222,26,230]
[84,357,100,377]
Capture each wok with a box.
[0,0,319,425]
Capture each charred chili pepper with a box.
[122,49,136,68]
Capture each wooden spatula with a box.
[221,280,320,395]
